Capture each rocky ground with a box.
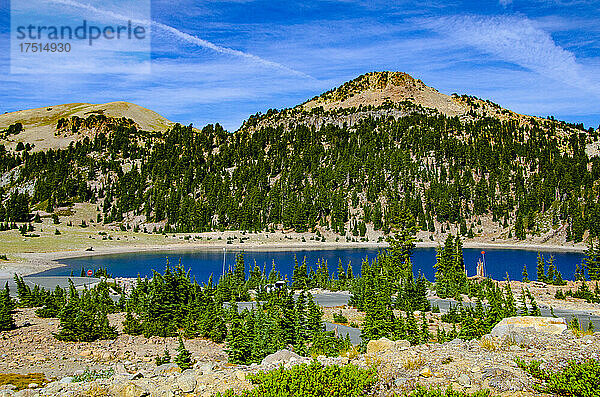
[367,326,600,396]
[1,309,600,396]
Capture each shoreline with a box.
[0,238,587,278]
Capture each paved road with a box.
[0,276,101,297]
[4,278,596,341]
[230,297,363,344]
[429,298,600,331]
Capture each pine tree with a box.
[420,312,430,343]
[546,255,556,284]
[521,265,529,283]
[155,347,171,366]
[436,326,446,343]
[0,284,15,331]
[306,293,323,337]
[515,212,526,240]
[584,240,600,280]
[536,253,546,283]
[175,336,193,370]
[227,314,251,364]
[123,311,143,335]
[526,289,540,316]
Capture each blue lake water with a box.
[37,247,585,283]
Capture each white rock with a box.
[177,375,196,393]
[261,349,301,366]
[491,316,567,338]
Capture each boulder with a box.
[419,367,433,377]
[154,363,182,376]
[112,382,147,397]
[366,337,395,354]
[194,361,214,374]
[490,316,567,338]
[176,374,196,393]
[458,373,471,387]
[261,349,301,366]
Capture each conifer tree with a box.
[306,293,324,337]
[546,255,556,284]
[175,336,193,370]
[420,312,430,343]
[584,240,600,280]
[0,284,15,331]
[155,347,171,366]
[123,311,143,335]
[226,314,251,364]
[521,265,529,283]
[536,253,546,283]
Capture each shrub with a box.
[517,358,600,396]
[155,347,171,366]
[333,311,348,324]
[72,368,114,383]
[214,361,377,397]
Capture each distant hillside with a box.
[0,102,175,152]
[0,72,599,248]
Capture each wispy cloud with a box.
[423,14,599,96]
[47,0,313,79]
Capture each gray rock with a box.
[261,349,301,366]
[59,377,74,384]
[394,377,408,387]
[194,361,214,374]
[457,373,471,387]
[42,382,62,394]
[153,363,181,376]
[129,372,144,380]
[13,390,38,397]
[504,331,532,347]
[114,363,129,376]
[176,374,197,393]
[491,316,567,338]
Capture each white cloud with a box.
[46,0,313,79]
[498,0,513,6]
[423,14,600,96]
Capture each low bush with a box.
[517,358,600,396]
[72,368,114,383]
[214,361,377,397]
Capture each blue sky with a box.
[0,0,599,131]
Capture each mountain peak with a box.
[301,71,465,116]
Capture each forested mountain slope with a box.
[0,72,599,245]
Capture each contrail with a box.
[46,0,313,79]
